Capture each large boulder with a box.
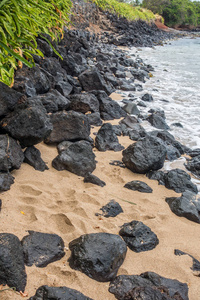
[78,68,113,95]
[21,231,65,268]
[119,221,159,252]
[0,99,53,148]
[44,111,90,144]
[0,233,27,292]
[0,82,25,117]
[0,135,24,171]
[122,136,167,174]
[24,146,48,172]
[69,93,99,113]
[109,272,189,300]
[95,123,124,152]
[69,233,127,282]
[52,140,96,177]
[28,285,93,300]
[166,191,200,224]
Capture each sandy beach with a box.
[0,108,199,299]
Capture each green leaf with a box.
[0,41,34,68]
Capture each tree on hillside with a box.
[142,0,170,14]
[142,0,198,26]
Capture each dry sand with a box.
[0,118,199,300]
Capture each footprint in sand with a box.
[50,213,74,234]
[19,185,42,196]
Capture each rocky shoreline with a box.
[0,21,199,300]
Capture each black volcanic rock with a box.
[0,99,53,148]
[124,181,153,193]
[79,68,113,95]
[122,136,166,174]
[109,272,189,300]
[69,93,99,113]
[44,111,90,144]
[28,285,93,300]
[97,200,123,218]
[21,231,65,268]
[0,135,24,171]
[119,221,159,252]
[84,173,106,187]
[52,140,96,177]
[0,82,25,117]
[0,233,27,292]
[166,191,200,224]
[185,154,200,178]
[69,233,127,282]
[24,146,48,172]
[95,123,124,152]
[92,90,126,120]
[0,172,14,191]
[37,90,70,113]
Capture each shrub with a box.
[0,0,72,86]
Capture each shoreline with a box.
[0,25,199,300]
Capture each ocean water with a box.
[129,37,200,189]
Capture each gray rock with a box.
[123,103,140,115]
[95,123,124,152]
[124,181,152,193]
[122,136,167,174]
[0,233,27,292]
[44,111,90,144]
[28,285,93,300]
[21,231,65,268]
[119,221,159,252]
[52,140,96,177]
[69,233,127,282]
[166,191,200,224]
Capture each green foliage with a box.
[142,0,199,27]
[0,0,72,86]
[92,0,156,22]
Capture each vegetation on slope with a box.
[142,0,200,27]
[92,0,157,22]
[0,0,72,86]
